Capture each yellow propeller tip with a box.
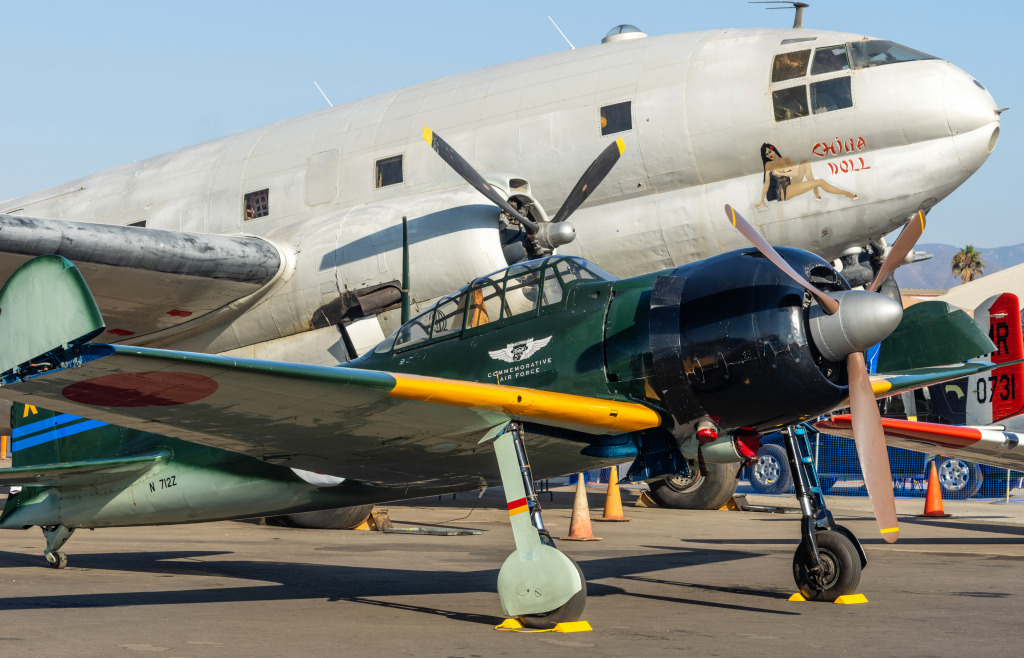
[422,126,433,145]
[615,137,625,156]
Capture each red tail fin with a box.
[972,293,1024,424]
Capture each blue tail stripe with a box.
[12,413,83,439]
[12,419,110,452]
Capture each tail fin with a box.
[966,293,1024,425]
[10,402,128,468]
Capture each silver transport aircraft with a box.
[0,23,999,367]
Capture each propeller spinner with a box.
[724,204,926,543]
[423,126,625,260]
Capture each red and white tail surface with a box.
[968,293,1024,425]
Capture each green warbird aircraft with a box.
[0,206,999,625]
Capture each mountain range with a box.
[894,243,1024,291]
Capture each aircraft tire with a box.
[48,552,68,569]
[647,463,739,510]
[518,560,587,629]
[747,444,793,495]
[792,530,861,601]
[264,504,374,530]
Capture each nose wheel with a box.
[782,426,866,601]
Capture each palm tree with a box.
[951,245,984,284]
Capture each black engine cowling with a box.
[648,247,850,432]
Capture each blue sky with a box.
[0,1,1018,246]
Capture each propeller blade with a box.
[867,210,926,292]
[422,127,539,233]
[724,205,840,315]
[847,351,900,543]
[549,138,625,224]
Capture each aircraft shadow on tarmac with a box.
[0,543,795,620]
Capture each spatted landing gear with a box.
[42,524,74,569]
[782,426,866,601]
[491,423,587,628]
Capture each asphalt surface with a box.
[1,480,1023,656]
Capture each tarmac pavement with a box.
[1,479,1023,656]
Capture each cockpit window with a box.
[848,40,937,69]
[467,278,502,329]
[811,45,850,75]
[771,50,811,83]
[810,77,853,114]
[432,293,465,338]
[394,309,431,349]
[772,86,809,121]
[502,271,540,319]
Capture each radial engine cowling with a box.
[647,247,856,433]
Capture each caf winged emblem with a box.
[488,336,553,363]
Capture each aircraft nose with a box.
[944,64,1001,173]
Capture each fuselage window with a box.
[244,189,269,220]
[375,155,403,188]
[810,77,853,114]
[772,86,809,121]
[771,50,811,83]
[600,101,632,135]
[849,40,937,69]
[811,45,850,75]
[432,294,465,338]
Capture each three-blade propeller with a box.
[725,205,926,543]
[423,126,625,257]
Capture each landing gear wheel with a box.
[648,463,739,510]
[48,552,68,569]
[748,444,793,495]
[517,561,587,629]
[792,529,861,601]
[264,504,374,529]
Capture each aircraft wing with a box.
[0,214,285,341]
[816,415,1024,471]
[0,452,169,488]
[0,344,662,485]
[869,363,1003,400]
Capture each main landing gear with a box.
[42,524,74,569]
[782,425,867,601]
[490,423,587,628]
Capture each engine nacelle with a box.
[607,247,852,437]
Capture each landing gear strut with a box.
[491,423,587,628]
[42,524,74,569]
[782,425,866,600]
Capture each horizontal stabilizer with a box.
[878,301,996,372]
[0,452,168,488]
[0,255,105,379]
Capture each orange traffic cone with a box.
[596,466,631,522]
[916,461,952,518]
[560,474,601,541]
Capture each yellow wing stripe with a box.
[870,378,892,396]
[387,373,662,433]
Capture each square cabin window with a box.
[244,189,269,220]
[811,45,850,75]
[376,155,403,188]
[771,50,811,82]
[600,101,632,135]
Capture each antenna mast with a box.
[750,2,809,29]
